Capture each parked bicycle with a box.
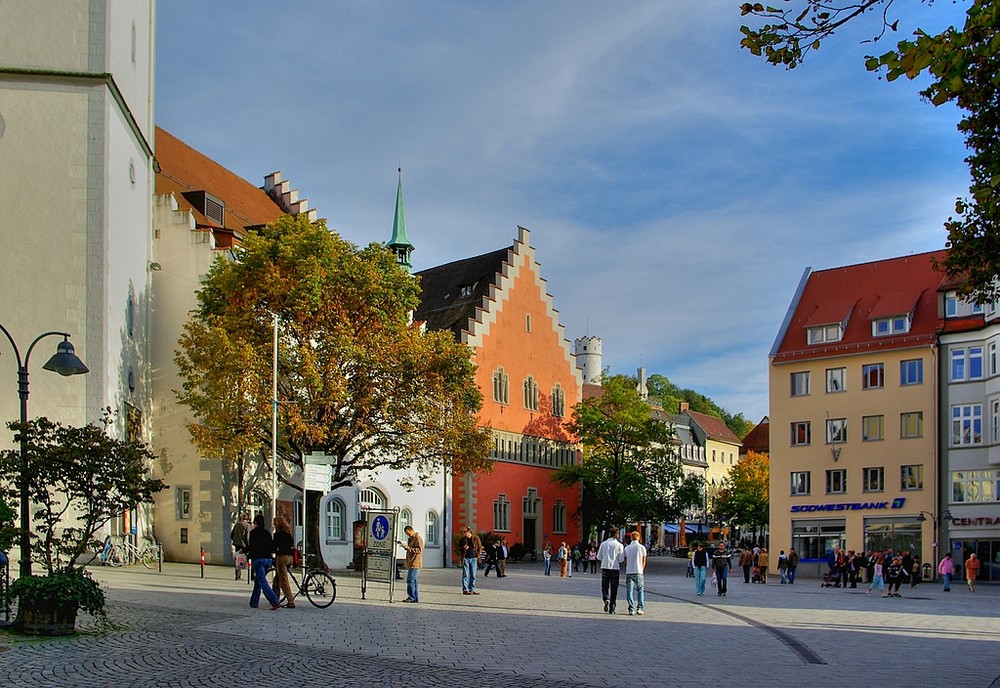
[96,535,159,569]
[266,554,337,608]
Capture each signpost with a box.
[361,508,398,601]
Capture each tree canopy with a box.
[553,375,703,532]
[712,450,769,535]
[175,214,492,501]
[740,0,1000,303]
[645,373,754,439]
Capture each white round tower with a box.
[573,336,603,385]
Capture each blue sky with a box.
[156,1,971,423]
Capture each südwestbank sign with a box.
[790,497,907,513]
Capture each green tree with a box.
[553,375,702,532]
[175,214,492,505]
[740,0,1000,303]
[713,450,769,540]
[0,495,15,553]
[646,373,754,439]
[0,413,165,574]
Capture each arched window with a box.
[493,367,509,404]
[524,376,539,411]
[359,487,386,511]
[399,508,412,534]
[425,510,439,546]
[553,499,567,534]
[325,499,345,542]
[551,384,565,418]
[494,494,511,532]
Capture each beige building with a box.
[769,252,944,575]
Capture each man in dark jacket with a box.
[230,512,251,580]
[712,542,733,597]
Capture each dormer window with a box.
[807,323,843,345]
[872,315,910,337]
[945,290,985,318]
[459,281,478,298]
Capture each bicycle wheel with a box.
[140,545,158,569]
[266,566,295,606]
[106,544,125,567]
[303,571,336,608]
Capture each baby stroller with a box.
[820,570,838,588]
[751,565,763,583]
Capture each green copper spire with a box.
[388,167,414,271]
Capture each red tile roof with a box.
[685,410,742,445]
[773,250,947,362]
[154,127,285,233]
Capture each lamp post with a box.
[0,324,89,578]
[916,509,952,582]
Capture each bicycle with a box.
[266,554,337,608]
[96,535,159,569]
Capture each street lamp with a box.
[915,509,953,581]
[0,324,89,578]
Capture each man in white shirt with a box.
[597,528,625,614]
[623,531,647,615]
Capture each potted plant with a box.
[0,412,164,634]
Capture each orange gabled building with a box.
[414,227,583,557]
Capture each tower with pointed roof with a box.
[387,168,414,271]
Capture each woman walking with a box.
[866,555,885,597]
[965,553,980,592]
[247,514,282,610]
[272,515,296,608]
[543,540,553,576]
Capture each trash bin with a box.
[922,562,932,581]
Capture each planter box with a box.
[19,604,78,636]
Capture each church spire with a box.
[387,167,414,271]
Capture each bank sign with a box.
[790,497,906,513]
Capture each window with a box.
[945,292,958,317]
[551,384,565,418]
[952,404,983,446]
[900,359,923,386]
[826,367,846,393]
[791,421,811,446]
[989,340,998,377]
[493,368,509,404]
[176,487,192,520]
[552,500,567,534]
[523,376,539,411]
[826,418,847,444]
[325,499,344,541]
[862,415,884,442]
[790,371,810,397]
[425,510,439,546]
[493,494,511,532]
[807,323,843,344]
[459,282,478,298]
[945,290,985,318]
[952,470,999,503]
[901,411,923,439]
[951,346,984,381]
[992,398,1000,444]
[790,471,811,495]
[399,508,412,534]
[359,488,386,510]
[525,314,532,332]
[862,363,884,389]
[826,469,847,494]
[901,465,923,491]
[863,467,884,493]
[872,315,910,336]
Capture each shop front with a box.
[947,511,1000,583]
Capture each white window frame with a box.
[951,469,999,503]
[901,464,924,491]
[826,469,847,495]
[791,421,811,446]
[790,371,810,397]
[863,467,884,493]
[901,411,923,439]
[807,323,843,345]
[952,403,983,446]
[325,499,345,542]
[176,487,192,520]
[951,346,985,382]
[862,363,884,389]
[872,315,910,336]
[900,359,923,386]
[862,415,884,442]
[425,510,439,546]
[826,367,846,393]
[991,397,1000,445]
[826,418,847,444]
[790,471,811,496]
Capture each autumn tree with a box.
[646,373,754,439]
[739,0,1000,303]
[713,450,769,541]
[175,214,492,512]
[553,375,703,533]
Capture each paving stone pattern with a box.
[1,557,997,687]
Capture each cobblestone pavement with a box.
[1,556,998,687]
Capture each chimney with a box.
[679,401,690,413]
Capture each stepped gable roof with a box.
[685,410,742,445]
[154,127,284,233]
[413,247,510,339]
[773,250,947,363]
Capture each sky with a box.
[155,1,972,423]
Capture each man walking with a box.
[787,547,799,584]
[399,525,423,603]
[230,512,251,581]
[459,527,482,595]
[597,528,624,614]
[692,542,710,595]
[498,538,509,577]
[739,546,753,583]
[483,539,501,577]
[623,531,647,616]
[712,542,732,597]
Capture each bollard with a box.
[200,546,205,578]
[157,542,163,573]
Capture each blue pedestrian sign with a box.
[367,512,394,554]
